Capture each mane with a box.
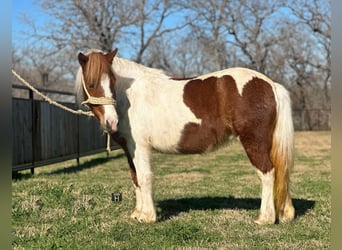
[75,67,84,106]
[112,57,168,80]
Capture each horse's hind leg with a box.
[279,192,295,223]
[255,169,276,225]
[239,135,276,225]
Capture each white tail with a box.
[271,83,295,222]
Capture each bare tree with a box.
[13,0,330,129]
[144,34,210,77]
[177,0,330,130]
[269,0,331,130]
[17,0,187,80]
[37,0,140,52]
[179,0,231,72]
[223,0,283,73]
[13,0,142,89]
[132,0,189,63]
[179,0,283,74]
[284,0,331,105]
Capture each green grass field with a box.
[12,131,331,249]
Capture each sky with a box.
[12,0,48,44]
[11,0,186,58]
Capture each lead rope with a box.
[12,69,94,117]
[12,69,113,153]
[106,134,111,152]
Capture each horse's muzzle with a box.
[104,118,118,133]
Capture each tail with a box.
[271,83,295,222]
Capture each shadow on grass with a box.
[12,171,34,181]
[157,196,315,221]
[12,153,126,180]
[48,152,126,175]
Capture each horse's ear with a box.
[78,52,88,66]
[106,48,118,63]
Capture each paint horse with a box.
[75,48,295,225]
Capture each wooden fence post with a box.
[29,89,35,175]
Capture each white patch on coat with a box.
[196,67,274,96]
[100,75,118,131]
[127,76,201,152]
[132,145,156,222]
[256,169,276,223]
[111,57,201,153]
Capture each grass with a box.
[12,131,331,249]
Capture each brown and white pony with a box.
[75,48,295,225]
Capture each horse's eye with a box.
[88,83,95,89]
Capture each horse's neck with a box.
[112,58,139,101]
[112,58,145,117]
[112,57,137,79]
[112,57,165,80]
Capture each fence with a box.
[12,84,119,173]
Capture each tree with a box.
[285,0,331,105]
[13,0,331,129]
[275,0,331,129]
[132,0,188,63]
[37,0,141,52]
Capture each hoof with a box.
[130,209,140,220]
[278,197,295,223]
[130,210,156,223]
[254,214,276,225]
[279,206,295,223]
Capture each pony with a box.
[75,48,295,225]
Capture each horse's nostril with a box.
[106,119,117,132]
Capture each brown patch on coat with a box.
[178,75,277,173]
[178,76,233,153]
[234,77,277,173]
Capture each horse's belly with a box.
[149,122,189,153]
[176,120,233,154]
[149,119,233,154]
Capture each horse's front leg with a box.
[130,144,156,223]
[111,134,150,222]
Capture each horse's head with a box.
[77,49,119,133]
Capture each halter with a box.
[80,71,116,151]
[80,72,116,108]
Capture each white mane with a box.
[75,67,84,106]
[111,57,168,80]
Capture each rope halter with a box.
[80,73,116,108]
[80,72,117,153]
